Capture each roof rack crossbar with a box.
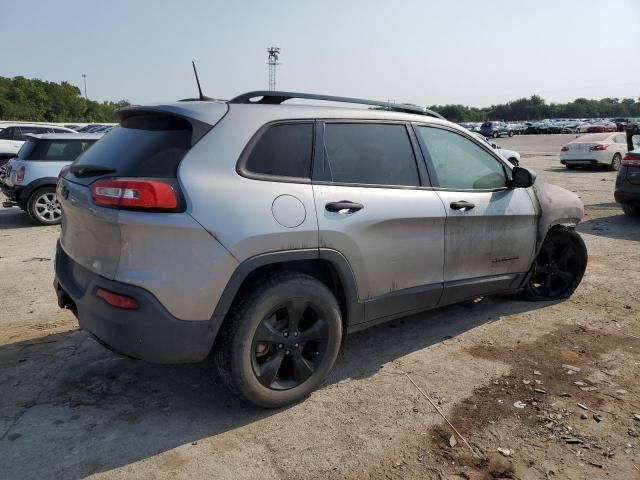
[228,91,445,120]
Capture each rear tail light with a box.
[589,144,609,151]
[561,146,570,152]
[16,166,25,183]
[96,288,139,310]
[90,178,179,211]
[622,154,640,167]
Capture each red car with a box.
[587,122,617,133]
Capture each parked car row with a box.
[460,118,639,136]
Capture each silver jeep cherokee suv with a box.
[54,91,587,408]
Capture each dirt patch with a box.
[355,323,640,479]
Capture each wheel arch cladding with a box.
[212,249,362,333]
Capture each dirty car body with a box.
[54,91,586,407]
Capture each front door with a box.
[312,122,447,323]
[414,124,537,304]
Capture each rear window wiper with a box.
[69,164,116,177]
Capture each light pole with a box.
[82,74,87,99]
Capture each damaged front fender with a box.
[530,180,584,249]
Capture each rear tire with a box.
[508,131,514,137]
[27,186,62,226]
[214,271,342,408]
[609,153,622,171]
[622,204,640,217]
[520,227,587,301]
[492,131,499,138]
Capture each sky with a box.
[2,0,639,108]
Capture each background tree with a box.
[0,76,129,122]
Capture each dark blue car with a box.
[480,121,513,138]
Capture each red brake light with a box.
[561,146,570,152]
[96,288,139,309]
[16,166,25,183]
[622,154,640,167]
[90,179,178,210]
[589,144,609,151]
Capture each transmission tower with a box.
[267,47,280,91]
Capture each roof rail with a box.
[229,91,445,120]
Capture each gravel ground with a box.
[0,134,638,479]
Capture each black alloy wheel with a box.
[521,227,587,301]
[252,299,329,390]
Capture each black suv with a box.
[614,122,640,216]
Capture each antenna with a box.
[192,61,205,101]
[267,47,280,91]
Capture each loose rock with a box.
[497,447,513,457]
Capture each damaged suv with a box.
[54,91,587,408]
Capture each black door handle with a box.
[325,201,364,213]
[450,200,475,211]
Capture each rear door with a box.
[312,121,446,324]
[414,125,537,304]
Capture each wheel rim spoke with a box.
[254,316,283,344]
[256,350,285,386]
[285,299,307,331]
[298,319,327,342]
[551,266,574,285]
[291,349,315,383]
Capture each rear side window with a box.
[72,114,192,177]
[244,123,313,179]
[22,140,96,161]
[322,123,419,186]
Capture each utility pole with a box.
[82,74,87,99]
[267,47,280,91]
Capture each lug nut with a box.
[283,331,289,338]
[285,350,291,355]
[278,343,284,349]
[294,343,299,348]
[293,331,299,337]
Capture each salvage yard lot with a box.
[0,134,638,479]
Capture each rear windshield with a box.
[18,139,96,161]
[574,133,610,142]
[71,114,192,177]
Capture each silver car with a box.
[1,133,102,225]
[54,91,588,408]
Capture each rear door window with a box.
[243,123,314,179]
[71,114,192,178]
[320,123,420,186]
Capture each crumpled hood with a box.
[532,179,584,246]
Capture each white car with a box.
[0,123,76,165]
[473,133,521,166]
[560,132,628,170]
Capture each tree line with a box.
[429,95,640,123]
[0,76,129,123]
[2,76,639,124]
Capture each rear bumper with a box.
[1,184,27,207]
[560,159,602,166]
[614,187,640,205]
[54,241,219,364]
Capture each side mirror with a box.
[510,166,536,188]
